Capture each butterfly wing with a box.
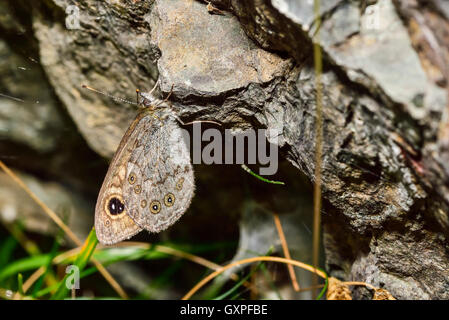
[94,112,152,245]
[124,113,195,233]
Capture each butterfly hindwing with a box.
[124,111,195,232]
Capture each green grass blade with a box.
[50,227,98,300]
[241,164,285,185]
[0,236,17,270]
[17,273,24,296]
[0,255,50,281]
[31,230,63,297]
[73,228,98,270]
[34,283,59,298]
[93,246,163,265]
[213,248,273,300]
[260,263,283,300]
[315,267,328,300]
[213,262,263,300]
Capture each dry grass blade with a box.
[273,213,300,291]
[5,223,58,290]
[22,267,45,293]
[23,241,255,295]
[327,277,352,300]
[23,247,82,293]
[0,160,128,299]
[0,161,80,244]
[115,242,251,287]
[94,263,127,298]
[312,0,324,297]
[0,288,30,300]
[114,242,222,270]
[373,288,396,300]
[182,256,327,300]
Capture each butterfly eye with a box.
[128,173,137,185]
[134,185,142,194]
[108,197,125,215]
[150,200,161,214]
[141,200,147,208]
[164,193,175,207]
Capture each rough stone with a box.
[0,39,65,153]
[151,0,290,96]
[33,0,158,158]
[0,170,92,241]
[0,0,448,299]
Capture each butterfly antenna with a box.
[81,84,138,106]
[136,88,141,105]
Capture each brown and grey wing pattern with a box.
[124,113,195,233]
[94,112,153,245]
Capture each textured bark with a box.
[1,0,448,299]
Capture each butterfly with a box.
[91,83,195,245]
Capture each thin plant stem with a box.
[182,256,327,300]
[241,164,285,185]
[273,213,300,291]
[0,160,128,299]
[115,242,251,288]
[312,0,324,298]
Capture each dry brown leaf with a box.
[373,288,396,300]
[327,277,352,300]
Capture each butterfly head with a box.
[137,90,158,108]
[137,88,170,112]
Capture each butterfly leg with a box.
[170,114,221,127]
[155,84,174,107]
[163,84,174,102]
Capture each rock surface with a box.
[0,0,448,299]
[0,170,92,241]
[151,0,290,96]
[0,39,65,152]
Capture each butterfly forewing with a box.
[94,112,149,245]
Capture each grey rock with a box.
[1,0,448,299]
[0,39,65,152]
[227,199,315,299]
[271,0,342,32]
[320,0,447,122]
[434,0,449,19]
[0,170,92,241]
[151,0,290,96]
[320,1,360,46]
[33,0,158,158]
